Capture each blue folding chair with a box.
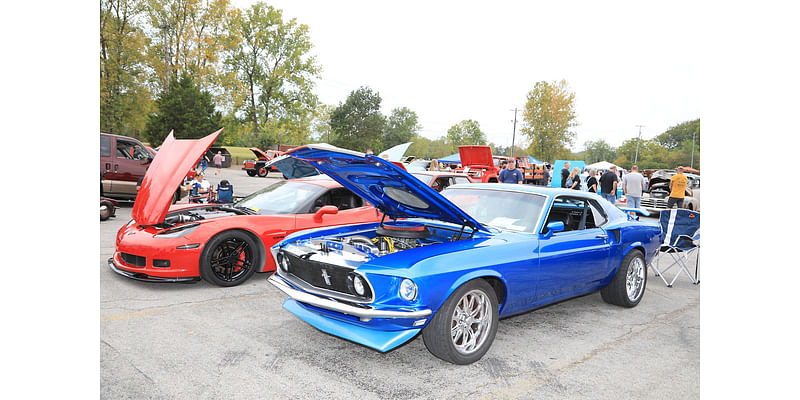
[213,180,233,203]
[651,209,700,287]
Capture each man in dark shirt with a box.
[599,166,619,204]
[560,162,571,188]
[498,160,523,184]
[542,166,551,186]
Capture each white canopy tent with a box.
[585,161,617,170]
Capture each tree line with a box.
[101,1,699,169]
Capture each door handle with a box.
[105,163,111,171]
[596,234,608,239]
[114,164,118,172]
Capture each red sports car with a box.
[108,131,382,286]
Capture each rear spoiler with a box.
[618,207,650,217]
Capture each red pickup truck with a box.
[455,145,511,183]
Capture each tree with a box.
[383,107,421,150]
[100,0,153,137]
[446,120,486,147]
[224,2,320,134]
[144,74,222,145]
[329,86,386,152]
[583,139,617,164]
[521,79,578,163]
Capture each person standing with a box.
[560,162,571,188]
[622,165,647,210]
[668,166,689,208]
[213,151,223,176]
[579,168,589,191]
[498,160,523,184]
[568,167,581,190]
[586,169,598,193]
[599,165,619,204]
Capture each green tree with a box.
[144,74,222,145]
[521,79,578,163]
[224,2,320,134]
[100,0,152,137]
[383,107,421,150]
[329,86,386,152]
[583,139,617,164]
[446,120,486,147]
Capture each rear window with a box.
[100,135,111,157]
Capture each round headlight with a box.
[399,279,418,301]
[278,253,290,272]
[353,275,366,296]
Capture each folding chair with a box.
[651,208,700,287]
[188,185,211,203]
[212,180,233,203]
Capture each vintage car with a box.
[242,147,284,177]
[267,145,661,364]
[409,171,474,192]
[640,170,700,213]
[454,145,510,183]
[108,132,382,287]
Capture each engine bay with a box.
[158,206,245,228]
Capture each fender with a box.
[433,269,507,315]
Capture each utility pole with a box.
[510,108,519,158]
[634,125,645,164]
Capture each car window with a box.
[543,196,606,234]
[116,140,149,160]
[101,135,111,157]
[411,173,434,185]
[442,188,546,233]
[454,176,471,184]
[309,188,364,212]
[236,181,323,214]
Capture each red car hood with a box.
[249,147,269,160]
[132,130,221,225]
[459,145,494,168]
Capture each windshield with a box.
[442,188,546,233]
[236,181,323,214]
[407,160,430,171]
[411,173,434,185]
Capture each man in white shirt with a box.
[622,165,647,210]
[186,173,212,202]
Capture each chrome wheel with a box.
[626,256,645,302]
[450,289,493,355]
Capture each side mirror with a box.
[543,221,565,238]
[313,205,339,222]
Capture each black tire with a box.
[422,279,499,364]
[246,170,257,177]
[199,230,260,287]
[257,167,268,177]
[100,200,114,221]
[172,190,180,204]
[601,250,646,307]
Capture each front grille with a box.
[284,253,369,299]
[120,252,146,267]
[641,198,668,209]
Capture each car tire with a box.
[601,249,646,307]
[422,279,499,364]
[257,167,269,177]
[246,170,257,177]
[199,230,259,287]
[100,200,114,221]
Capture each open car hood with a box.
[249,147,270,160]
[132,130,221,225]
[274,144,488,232]
[458,145,494,168]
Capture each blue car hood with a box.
[277,145,488,232]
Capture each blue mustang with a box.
[267,145,661,364]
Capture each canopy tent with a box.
[436,153,461,164]
[526,156,544,165]
[585,161,617,171]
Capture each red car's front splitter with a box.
[108,257,200,283]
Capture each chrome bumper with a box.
[268,274,431,320]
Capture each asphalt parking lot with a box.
[100,167,700,399]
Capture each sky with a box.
[233,0,701,151]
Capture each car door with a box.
[100,134,114,194]
[536,196,611,301]
[294,188,379,230]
